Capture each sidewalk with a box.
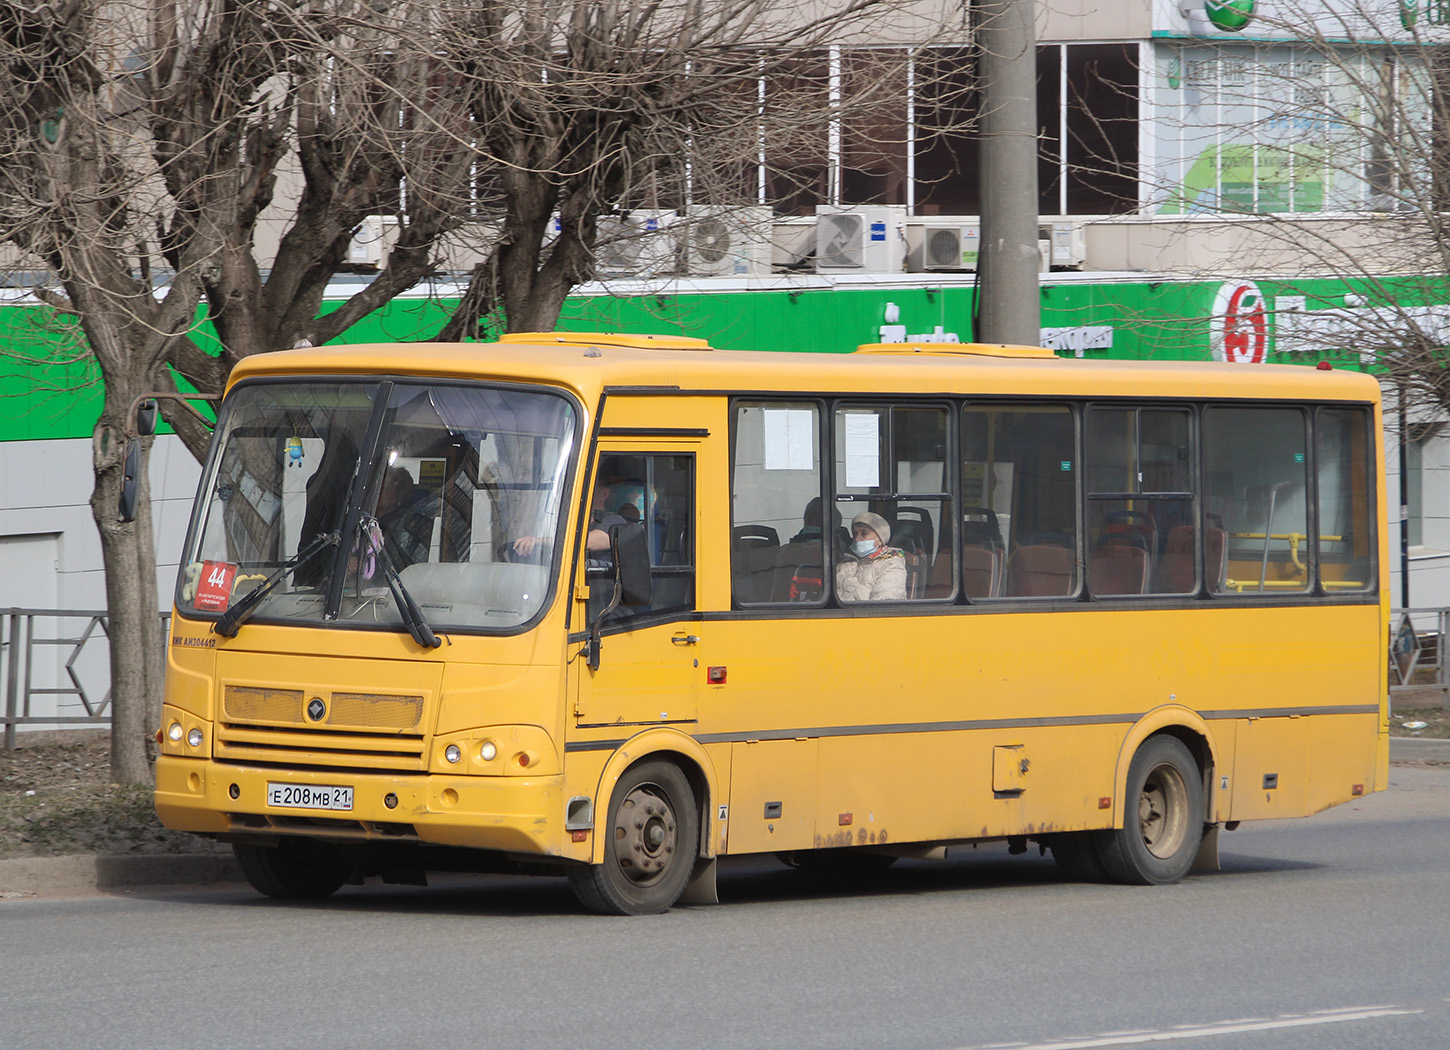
[0,851,240,899]
[1,739,1444,899]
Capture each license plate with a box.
[266,782,353,811]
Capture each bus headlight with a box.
[479,741,497,762]
[444,744,462,764]
[167,723,184,743]
[186,728,203,748]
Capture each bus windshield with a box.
[179,379,578,633]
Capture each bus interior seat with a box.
[1205,523,1227,591]
[1088,543,1150,596]
[774,558,825,601]
[961,544,1004,598]
[892,507,935,561]
[732,523,780,603]
[889,521,930,599]
[1152,523,1230,594]
[1155,525,1195,593]
[962,506,1003,550]
[1099,509,1157,557]
[1005,544,1075,597]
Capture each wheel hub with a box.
[1138,762,1189,859]
[613,786,677,883]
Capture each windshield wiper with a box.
[212,531,340,638]
[363,518,441,649]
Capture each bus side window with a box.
[593,452,696,619]
[730,402,825,606]
[1315,407,1375,593]
[1204,407,1310,594]
[964,402,1079,599]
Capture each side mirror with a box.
[136,398,159,436]
[613,523,653,607]
[117,438,142,522]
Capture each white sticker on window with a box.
[844,412,881,488]
[763,408,814,471]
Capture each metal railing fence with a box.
[1392,607,1450,698]
[1,607,169,750]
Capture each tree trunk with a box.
[91,417,163,786]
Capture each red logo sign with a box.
[193,561,237,610]
[1212,280,1268,364]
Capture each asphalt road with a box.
[3,763,1447,1050]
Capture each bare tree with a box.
[435,0,961,338]
[1084,3,1450,411]
[0,0,480,781]
[0,0,966,781]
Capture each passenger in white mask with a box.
[835,511,907,602]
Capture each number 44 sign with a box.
[194,561,238,611]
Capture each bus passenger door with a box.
[572,443,702,728]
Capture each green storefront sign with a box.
[1,271,1436,443]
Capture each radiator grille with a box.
[328,692,423,730]
[224,686,304,723]
[219,685,429,772]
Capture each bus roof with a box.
[226,333,1383,404]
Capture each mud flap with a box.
[1191,823,1221,873]
[678,856,718,905]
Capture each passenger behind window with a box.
[836,512,907,601]
[772,497,841,601]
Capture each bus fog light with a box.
[479,741,497,762]
[186,728,203,748]
[167,722,183,742]
[444,744,462,764]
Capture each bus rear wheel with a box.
[233,838,351,899]
[568,760,698,915]
[1094,735,1204,885]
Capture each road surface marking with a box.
[955,1004,1424,1050]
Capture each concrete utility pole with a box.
[976,0,1041,346]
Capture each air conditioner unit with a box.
[347,215,398,268]
[677,207,774,276]
[594,209,680,277]
[911,224,982,272]
[1046,221,1087,269]
[770,216,817,271]
[814,206,906,273]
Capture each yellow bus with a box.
[153,333,1388,913]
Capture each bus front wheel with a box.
[568,760,698,915]
[1094,735,1204,885]
[233,838,351,899]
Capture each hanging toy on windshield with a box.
[285,435,305,468]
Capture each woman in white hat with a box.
[835,511,907,601]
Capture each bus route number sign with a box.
[193,561,238,611]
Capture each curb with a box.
[0,852,240,898]
[1390,736,1450,764]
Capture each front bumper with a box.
[155,755,564,856]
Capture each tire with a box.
[233,839,351,900]
[568,760,698,915]
[1093,735,1204,885]
[1047,832,1110,882]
